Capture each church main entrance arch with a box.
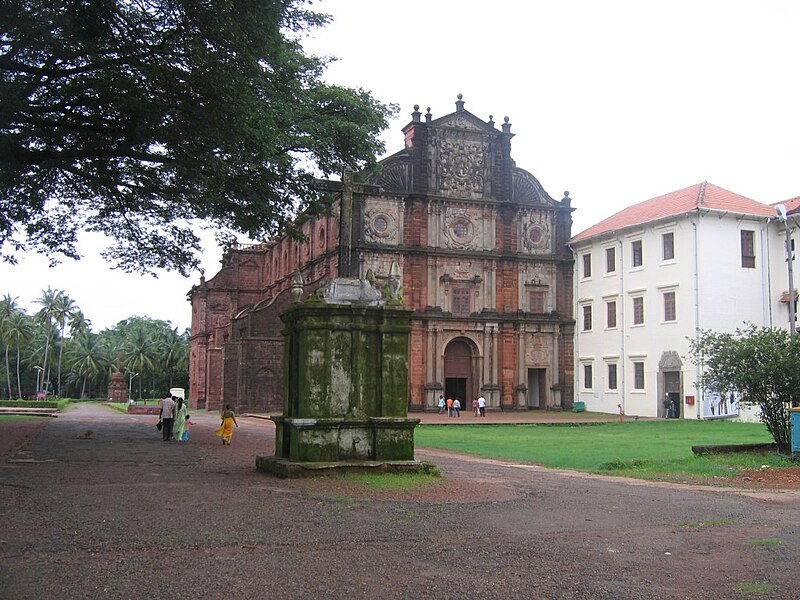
[444,339,475,409]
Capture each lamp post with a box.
[128,372,139,402]
[33,366,44,396]
[776,204,795,338]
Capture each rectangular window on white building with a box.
[741,230,755,268]
[632,296,644,325]
[583,364,593,389]
[607,363,618,390]
[605,247,616,273]
[633,361,645,389]
[606,300,617,329]
[662,232,675,261]
[582,253,592,278]
[631,239,643,267]
[582,304,592,331]
[663,291,676,322]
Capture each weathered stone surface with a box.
[258,294,421,475]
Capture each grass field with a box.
[416,420,794,481]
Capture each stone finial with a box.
[412,104,421,122]
[455,93,465,112]
[562,191,571,207]
[290,269,304,303]
[425,107,432,123]
[502,116,512,133]
[488,114,495,128]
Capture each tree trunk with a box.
[15,347,23,400]
[4,346,11,399]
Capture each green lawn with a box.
[416,420,793,482]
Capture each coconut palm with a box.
[160,326,190,388]
[121,321,157,399]
[0,294,18,399]
[34,287,61,396]
[67,332,109,399]
[52,293,77,397]
[6,311,34,399]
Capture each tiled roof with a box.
[570,182,774,244]
[773,196,800,214]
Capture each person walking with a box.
[472,397,479,417]
[438,394,445,414]
[446,397,454,417]
[214,404,239,445]
[158,394,176,442]
[172,397,188,442]
[478,395,486,417]
[453,398,461,417]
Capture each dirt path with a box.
[0,404,798,599]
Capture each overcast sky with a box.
[2,0,798,331]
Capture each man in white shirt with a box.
[477,395,486,417]
[159,394,176,441]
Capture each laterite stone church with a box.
[189,96,575,413]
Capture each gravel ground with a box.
[0,403,798,600]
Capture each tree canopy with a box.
[1,0,396,274]
[689,325,799,454]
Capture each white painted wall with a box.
[573,210,788,422]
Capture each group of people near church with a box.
[158,395,239,445]
[437,394,486,417]
[157,394,192,442]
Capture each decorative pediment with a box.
[431,111,490,133]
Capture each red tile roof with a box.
[570,182,774,243]
[773,196,800,215]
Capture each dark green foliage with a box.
[0,0,396,273]
[689,325,797,454]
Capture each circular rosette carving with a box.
[445,215,477,249]
[522,222,550,252]
[365,210,398,243]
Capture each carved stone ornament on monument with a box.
[522,213,552,253]
[443,208,478,250]
[364,208,399,244]
[434,130,487,197]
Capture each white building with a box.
[569,182,796,420]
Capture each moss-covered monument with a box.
[256,266,421,477]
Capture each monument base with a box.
[255,456,423,479]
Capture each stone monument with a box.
[107,372,127,403]
[256,264,422,477]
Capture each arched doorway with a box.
[444,339,473,412]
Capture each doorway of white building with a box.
[663,371,681,418]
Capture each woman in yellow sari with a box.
[214,404,238,445]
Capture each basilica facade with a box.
[189,96,575,413]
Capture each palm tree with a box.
[6,311,34,400]
[52,293,77,397]
[121,321,156,400]
[34,287,61,396]
[0,294,18,399]
[68,310,91,338]
[67,332,109,399]
[161,326,189,388]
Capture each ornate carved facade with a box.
[189,96,575,412]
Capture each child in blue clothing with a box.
[181,414,193,442]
